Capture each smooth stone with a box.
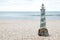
[38,28,49,36]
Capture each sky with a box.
[0,0,60,11]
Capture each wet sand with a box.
[0,20,60,40]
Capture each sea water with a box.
[0,11,60,20]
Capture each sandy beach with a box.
[0,20,60,40]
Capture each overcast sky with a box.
[0,0,60,11]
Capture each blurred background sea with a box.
[0,11,60,20]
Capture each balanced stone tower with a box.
[38,4,49,36]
